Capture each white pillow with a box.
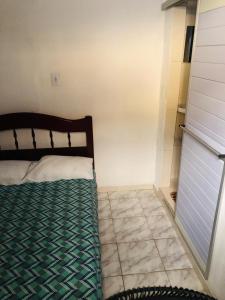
[0,160,32,186]
[24,155,93,183]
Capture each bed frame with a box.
[0,113,94,164]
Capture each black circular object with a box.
[106,287,217,300]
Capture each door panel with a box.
[176,134,224,272]
[198,6,225,28]
[189,91,225,120]
[190,77,225,102]
[176,0,225,288]
[196,26,225,46]
[185,6,225,154]
[191,62,225,83]
[194,45,225,63]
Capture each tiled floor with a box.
[98,189,205,299]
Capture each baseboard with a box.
[98,184,153,192]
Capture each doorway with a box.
[156,0,198,212]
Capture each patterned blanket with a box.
[0,179,102,300]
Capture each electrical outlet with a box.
[50,73,61,86]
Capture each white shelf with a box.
[177,107,186,114]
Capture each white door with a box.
[176,1,225,277]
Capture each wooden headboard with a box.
[0,113,94,163]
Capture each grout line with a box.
[101,236,182,245]
[121,270,172,277]
[107,197,125,291]
[117,246,125,292]
[100,236,185,246]
[100,190,207,294]
[154,239,166,273]
[103,267,195,279]
[165,270,173,286]
[98,199,109,202]
[103,275,123,279]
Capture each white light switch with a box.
[50,73,61,86]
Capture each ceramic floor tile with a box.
[139,195,161,207]
[101,244,121,277]
[167,269,204,292]
[123,272,170,290]
[136,189,157,200]
[108,190,137,200]
[143,206,167,217]
[113,217,152,243]
[146,214,177,239]
[99,219,116,244]
[103,276,124,299]
[110,198,143,218]
[98,192,108,201]
[98,199,112,219]
[156,238,192,271]
[118,241,164,275]
[138,191,167,217]
[141,198,167,217]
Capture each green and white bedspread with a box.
[0,179,102,299]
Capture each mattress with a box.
[0,179,102,299]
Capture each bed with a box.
[0,113,102,299]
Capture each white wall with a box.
[0,0,165,187]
